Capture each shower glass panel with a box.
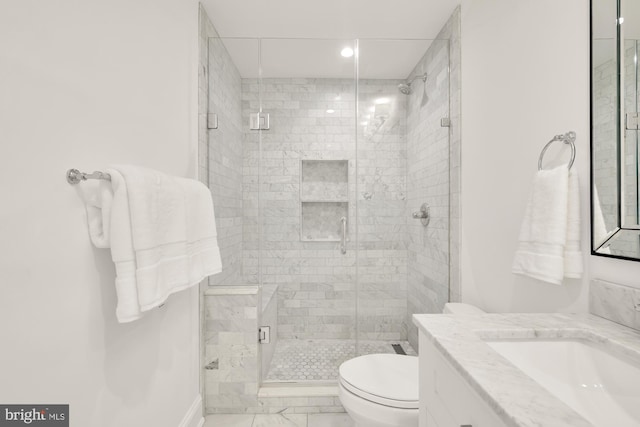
[257,38,358,383]
[356,39,450,355]
[204,36,451,390]
[624,39,640,226]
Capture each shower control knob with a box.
[412,203,430,226]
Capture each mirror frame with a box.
[591,0,640,261]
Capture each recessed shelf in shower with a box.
[300,160,349,242]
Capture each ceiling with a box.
[592,0,640,66]
[200,0,461,79]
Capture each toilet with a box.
[338,302,485,427]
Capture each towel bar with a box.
[66,169,111,185]
[538,131,576,171]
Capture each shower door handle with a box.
[340,217,347,255]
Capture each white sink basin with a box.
[486,339,640,427]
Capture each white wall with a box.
[0,1,201,426]
[460,0,592,312]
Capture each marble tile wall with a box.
[204,288,260,414]
[242,78,358,340]
[590,279,640,331]
[242,78,408,341]
[406,8,461,350]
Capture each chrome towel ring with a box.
[538,131,576,171]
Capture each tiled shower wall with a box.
[242,78,408,340]
[406,8,461,350]
[242,78,358,341]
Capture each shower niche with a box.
[300,160,348,241]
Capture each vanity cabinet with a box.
[419,333,507,427]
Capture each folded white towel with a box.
[83,180,113,249]
[107,170,142,322]
[564,169,583,278]
[512,165,575,285]
[89,166,221,322]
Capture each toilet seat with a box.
[338,354,418,409]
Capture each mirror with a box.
[592,0,640,259]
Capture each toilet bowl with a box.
[338,353,418,427]
[338,303,484,427]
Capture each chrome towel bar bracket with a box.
[538,131,576,171]
[66,169,111,185]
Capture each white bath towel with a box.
[107,170,142,322]
[106,166,221,322]
[512,165,579,285]
[83,180,113,248]
[563,169,583,277]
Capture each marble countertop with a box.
[412,313,640,427]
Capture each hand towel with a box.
[83,180,113,249]
[563,169,583,277]
[512,165,570,285]
[107,165,222,322]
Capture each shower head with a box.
[397,73,428,95]
[398,83,412,95]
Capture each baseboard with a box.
[178,394,204,427]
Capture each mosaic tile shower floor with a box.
[264,339,417,382]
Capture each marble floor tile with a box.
[204,414,254,427]
[265,339,416,382]
[308,413,355,427]
[252,414,307,427]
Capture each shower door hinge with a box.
[250,112,270,130]
[207,113,218,129]
[258,326,270,344]
[440,118,451,127]
[626,112,639,130]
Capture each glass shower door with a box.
[356,39,450,354]
[257,38,358,383]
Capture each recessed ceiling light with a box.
[375,97,390,105]
[341,47,354,58]
[326,109,335,114]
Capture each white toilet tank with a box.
[442,302,485,315]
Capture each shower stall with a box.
[199,9,460,412]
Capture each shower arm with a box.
[407,73,428,85]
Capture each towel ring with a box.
[538,131,576,171]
